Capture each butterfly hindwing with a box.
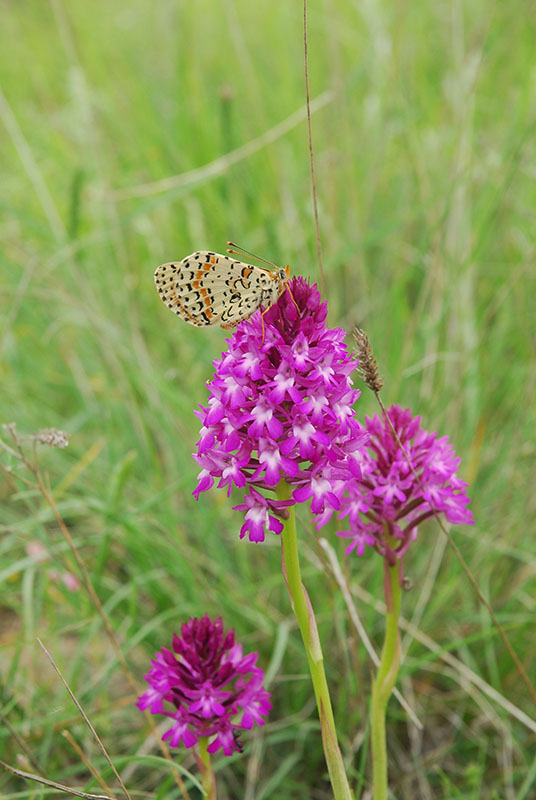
[154,251,277,327]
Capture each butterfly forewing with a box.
[154,251,282,328]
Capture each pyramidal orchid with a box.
[334,404,474,562]
[193,276,367,543]
[137,615,271,759]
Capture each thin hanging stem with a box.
[303,0,326,298]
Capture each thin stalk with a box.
[198,737,216,800]
[276,480,353,800]
[371,560,402,800]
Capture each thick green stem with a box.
[198,737,216,800]
[276,480,353,800]
[371,560,402,800]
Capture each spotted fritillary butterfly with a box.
[154,246,291,330]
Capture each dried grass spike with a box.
[352,327,384,393]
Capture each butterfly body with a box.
[154,251,289,329]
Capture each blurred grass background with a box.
[1,0,535,798]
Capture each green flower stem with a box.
[371,559,402,800]
[198,736,216,800]
[276,480,353,800]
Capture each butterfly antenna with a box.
[227,241,279,270]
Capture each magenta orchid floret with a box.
[193,277,367,541]
[137,615,271,756]
[334,405,474,562]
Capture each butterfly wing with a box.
[154,251,270,327]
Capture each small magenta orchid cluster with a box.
[137,615,270,756]
[335,404,474,561]
[140,277,474,800]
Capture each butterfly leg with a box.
[285,283,300,316]
[260,307,271,345]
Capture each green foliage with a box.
[1,1,535,798]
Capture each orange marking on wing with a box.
[192,279,201,289]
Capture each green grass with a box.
[1,1,535,797]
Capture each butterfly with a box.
[154,244,292,332]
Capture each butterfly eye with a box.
[279,268,287,281]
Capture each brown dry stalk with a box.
[352,330,536,707]
[0,758,114,800]
[62,730,116,798]
[38,638,130,800]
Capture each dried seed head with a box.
[352,327,384,393]
[32,428,69,449]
